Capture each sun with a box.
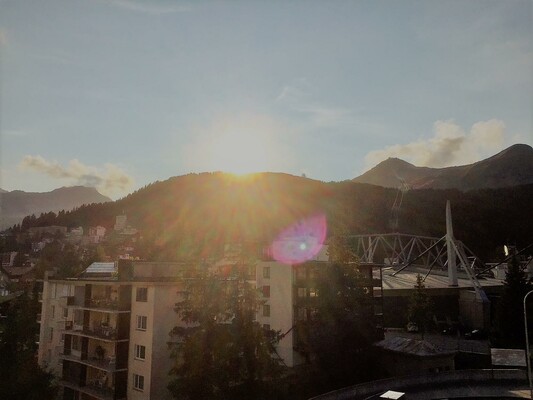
[209,130,274,175]
[189,115,284,175]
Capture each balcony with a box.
[87,297,119,310]
[61,379,117,400]
[64,323,121,342]
[67,295,129,313]
[60,352,122,372]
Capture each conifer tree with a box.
[407,274,433,337]
[168,267,284,399]
[492,256,531,348]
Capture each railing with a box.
[87,298,119,310]
[84,381,115,400]
[60,378,116,400]
[60,352,118,371]
[64,323,118,340]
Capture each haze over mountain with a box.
[0,186,111,230]
[353,144,533,190]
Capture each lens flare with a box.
[271,214,327,265]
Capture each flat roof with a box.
[380,268,504,292]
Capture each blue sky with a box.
[1,0,532,199]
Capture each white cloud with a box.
[19,156,134,197]
[364,119,506,169]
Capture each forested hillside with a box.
[9,172,533,262]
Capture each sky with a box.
[1,0,532,199]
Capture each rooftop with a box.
[375,336,455,357]
[380,268,504,292]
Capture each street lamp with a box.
[523,289,533,399]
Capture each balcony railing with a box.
[60,352,119,372]
[87,298,119,310]
[60,379,116,400]
[63,321,119,340]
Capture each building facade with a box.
[38,249,383,399]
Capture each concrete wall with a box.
[128,284,155,400]
[150,284,183,400]
[459,290,490,330]
[128,282,184,400]
[38,279,74,376]
[256,261,296,367]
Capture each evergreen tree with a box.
[492,256,531,348]
[168,267,284,399]
[0,291,57,400]
[407,274,433,337]
[294,235,383,392]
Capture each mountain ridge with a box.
[0,186,111,230]
[353,144,533,190]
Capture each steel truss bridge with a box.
[352,233,483,270]
[351,233,488,295]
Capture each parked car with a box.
[464,329,487,340]
[441,326,457,335]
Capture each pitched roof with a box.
[375,336,455,357]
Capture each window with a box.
[262,286,270,298]
[133,374,144,391]
[297,287,306,298]
[63,307,68,318]
[51,305,55,318]
[135,344,146,360]
[136,315,147,331]
[263,266,270,279]
[263,304,270,317]
[136,287,148,302]
[72,335,81,351]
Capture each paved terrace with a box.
[308,369,530,400]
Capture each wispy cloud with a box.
[364,119,507,169]
[3,129,28,137]
[19,155,134,197]
[106,0,191,15]
[276,79,357,129]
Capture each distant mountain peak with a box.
[354,144,533,190]
[0,186,112,230]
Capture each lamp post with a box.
[523,289,533,399]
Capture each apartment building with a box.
[38,248,383,399]
[38,261,189,400]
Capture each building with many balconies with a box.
[38,246,384,399]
